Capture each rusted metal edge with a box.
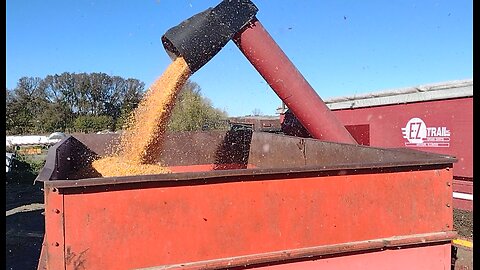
[42,162,453,189]
[137,231,457,270]
[36,135,456,188]
[34,136,67,184]
[34,135,87,183]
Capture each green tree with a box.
[6,88,33,135]
[6,73,145,135]
[73,115,114,133]
[6,74,226,135]
[42,74,76,131]
[168,81,228,131]
[6,77,48,135]
[34,103,72,133]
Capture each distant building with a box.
[6,132,66,148]
[228,115,281,133]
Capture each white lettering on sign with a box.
[401,118,450,147]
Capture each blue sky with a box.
[6,0,473,117]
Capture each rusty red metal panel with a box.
[250,243,452,270]
[453,199,472,211]
[452,178,473,211]
[452,179,473,194]
[144,232,455,269]
[168,164,257,173]
[54,168,452,269]
[344,124,370,145]
[43,186,65,269]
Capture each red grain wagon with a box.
[36,131,457,269]
[323,79,473,211]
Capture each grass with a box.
[6,153,47,184]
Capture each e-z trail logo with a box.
[401,117,450,147]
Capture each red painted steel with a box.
[233,19,357,144]
[251,243,452,270]
[452,179,473,210]
[43,187,65,269]
[49,168,451,269]
[331,97,473,210]
[453,198,472,211]
[332,98,472,178]
[145,232,455,269]
[452,179,473,194]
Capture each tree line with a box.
[6,72,228,135]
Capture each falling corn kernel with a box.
[92,57,192,177]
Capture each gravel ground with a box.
[6,209,45,270]
[453,245,473,270]
[453,208,474,241]
[6,180,45,270]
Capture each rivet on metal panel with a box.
[52,187,58,192]
[446,224,450,228]
[53,242,60,247]
[446,203,451,208]
[447,182,451,187]
[446,167,450,171]
[54,209,60,214]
